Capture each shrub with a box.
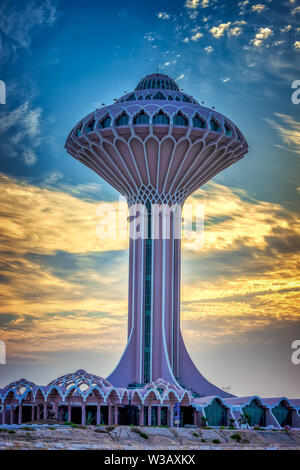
[140,432,148,440]
[201,438,206,443]
[192,432,199,437]
[230,433,242,443]
[64,422,73,426]
[8,430,16,434]
[71,423,78,429]
[212,439,220,444]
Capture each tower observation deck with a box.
[65,73,248,397]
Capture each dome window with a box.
[193,116,206,129]
[76,127,82,137]
[224,123,232,137]
[173,112,188,126]
[126,94,136,101]
[182,95,192,103]
[115,113,130,126]
[210,118,221,132]
[134,111,150,125]
[168,95,174,101]
[85,119,95,133]
[153,111,169,125]
[153,92,166,100]
[145,94,152,100]
[99,116,111,129]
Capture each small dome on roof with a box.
[135,73,180,91]
[47,370,112,389]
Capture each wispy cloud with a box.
[266,113,300,154]
[0,0,58,62]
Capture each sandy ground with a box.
[0,424,300,450]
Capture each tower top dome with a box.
[135,73,180,91]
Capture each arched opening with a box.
[98,115,111,129]
[85,119,95,133]
[272,401,293,427]
[193,115,206,129]
[126,94,136,101]
[210,118,221,132]
[115,113,129,127]
[153,110,169,125]
[153,92,166,100]
[224,122,232,137]
[242,399,266,427]
[133,111,150,125]
[173,112,188,126]
[204,399,227,426]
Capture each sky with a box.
[0,0,299,397]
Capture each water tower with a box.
[65,73,248,397]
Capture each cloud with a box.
[250,27,273,47]
[157,12,170,20]
[221,77,230,83]
[295,41,300,49]
[266,113,300,154]
[0,0,58,62]
[281,25,292,32]
[291,5,300,15]
[0,100,43,165]
[209,22,231,38]
[228,27,242,37]
[185,0,210,8]
[204,45,213,52]
[144,32,159,42]
[191,32,203,41]
[251,4,267,13]
[0,175,298,362]
[176,73,185,81]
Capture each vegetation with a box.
[238,412,251,429]
[140,432,148,440]
[212,439,220,444]
[230,433,242,443]
[192,432,199,437]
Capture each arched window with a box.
[115,113,129,126]
[236,129,242,141]
[242,400,266,427]
[85,119,95,133]
[126,94,136,101]
[76,127,82,137]
[173,112,188,126]
[138,95,143,100]
[193,115,206,129]
[153,111,169,125]
[161,80,165,89]
[134,111,150,125]
[151,79,156,88]
[205,399,227,427]
[166,81,170,89]
[175,96,180,101]
[182,95,192,103]
[168,95,174,100]
[153,92,166,100]
[224,123,232,137]
[272,401,293,427]
[210,118,221,132]
[145,94,152,100]
[99,116,111,129]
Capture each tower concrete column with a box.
[96,404,101,425]
[2,404,6,425]
[31,405,35,422]
[148,405,151,426]
[108,404,113,425]
[43,402,47,420]
[157,406,161,426]
[68,405,72,422]
[114,406,118,425]
[81,404,86,425]
[18,404,22,424]
[170,405,174,428]
[139,406,144,426]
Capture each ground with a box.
[0,423,300,450]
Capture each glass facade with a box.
[144,201,152,383]
[134,113,149,125]
[116,114,129,126]
[210,119,221,132]
[153,112,169,125]
[193,116,205,128]
[272,402,292,427]
[173,114,188,126]
[99,116,111,129]
[205,399,227,426]
[242,400,266,427]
